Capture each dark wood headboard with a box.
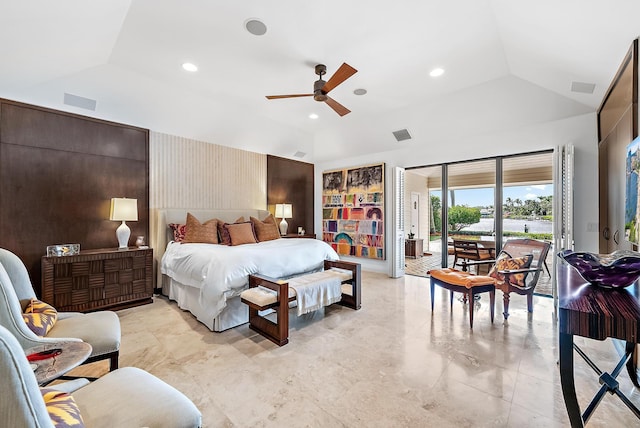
[0,98,149,294]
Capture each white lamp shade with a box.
[275,203,292,219]
[110,198,138,221]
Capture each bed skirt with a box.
[161,275,248,332]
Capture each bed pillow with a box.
[218,216,245,245]
[250,214,280,242]
[169,223,187,242]
[226,222,258,246]
[23,298,58,337]
[183,213,218,244]
[40,388,85,428]
[489,251,533,287]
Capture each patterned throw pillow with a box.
[40,388,85,428]
[250,214,280,242]
[489,251,533,287]
[168,223,187,242]
[226,222,258,246]
[183,213,218,244]
[23,298,58,336]
[218,217,245,245]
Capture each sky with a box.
[431,184,552,207]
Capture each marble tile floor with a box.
[66,272,640,427]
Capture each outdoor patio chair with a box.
[452,239,493,274]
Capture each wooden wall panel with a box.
[267,155,314,235]
[0,99,149,293]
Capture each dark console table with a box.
[557,259,640,426]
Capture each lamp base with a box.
[116,221,131,249]
[279,218,288,236]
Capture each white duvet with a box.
[161,238,340,320]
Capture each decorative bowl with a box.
[558,249,640,289]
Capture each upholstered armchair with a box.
[0,248,120,371]
[0,325,202,427]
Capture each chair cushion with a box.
[40,388,85,427]
[72,367,201,428]
[23,298,58,336]
[489,251,533,287]
[46,311,120,357]
[429,268,495,289]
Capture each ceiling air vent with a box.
[294,151,306,158]
[63,93,97,111]
[570,81,595,94]
[392,129,412,142]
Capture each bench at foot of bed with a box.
[241,260,361,346]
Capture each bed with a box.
[154,209,340,331]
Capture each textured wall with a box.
[148,131,267,249]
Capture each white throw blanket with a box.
[288,270,343,316]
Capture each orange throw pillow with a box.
[218,217,245,245]
[182,213,218,244]
[250,214,280,242]
[226,222,258,246]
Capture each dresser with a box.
[41,247,153,312]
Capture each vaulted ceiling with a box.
[1,1,638,163]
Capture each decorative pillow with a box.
[168,223,187,242]
[250,214,280,242]
[23,298,58,337]
[226,222,258,246]
[183,213,218,244]
[40,388,85,428]
[218,216,245,245]
[489,251,533,287]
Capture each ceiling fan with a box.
[266,63,357,116]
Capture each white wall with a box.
[315,111,599,274]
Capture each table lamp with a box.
[275,203,292,235]
[110,198,138,249]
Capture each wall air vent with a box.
[392,129,412,142]
[63,93,97,111]
[570,81,595,94]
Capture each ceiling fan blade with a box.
[266,94,313,99]
[321,63,357,94]
[325,96,351,116]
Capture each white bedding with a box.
[161,238,340,323]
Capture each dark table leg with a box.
[559,332,584,427]
[626,341,639,388]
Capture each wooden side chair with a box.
[463,238,551,319]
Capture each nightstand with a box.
[405,239,424,259]
[282,234,316,239]
[41,247,153,312]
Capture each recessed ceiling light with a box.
[309,113,319,119]
[245,19,267,36]
[182,63,198,72]
[353,88,367,96]
[429,68,444,77]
